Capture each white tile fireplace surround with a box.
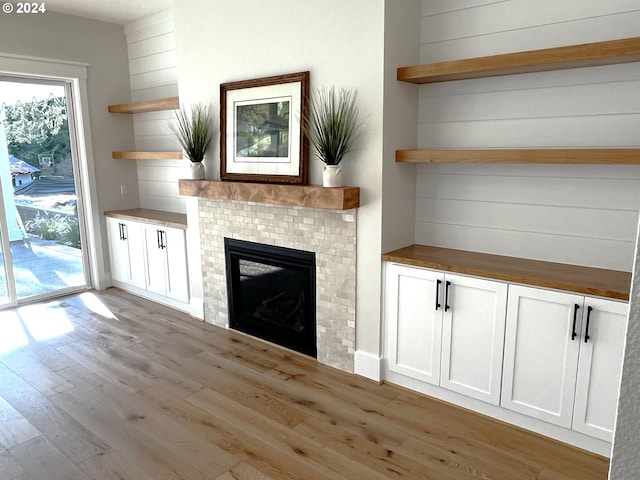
[198,198,356,373]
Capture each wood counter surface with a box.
[382,244,631,301]
[104,208,188,229]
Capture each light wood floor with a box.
[0,288,609,480]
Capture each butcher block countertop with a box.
[104,208,188,230]
[382,244,631,301]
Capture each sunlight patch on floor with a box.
[79,292,118,320]
[0,301,77,353]
[17,303,74,341]
[0,311,29,353]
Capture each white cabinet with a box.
[106,217,145,289]
[501,286,583,427]
[440,273,507,405]
[142,224,189,303]
[385,263,507,404]
[106,216,189,306]
[501,285,627,441]
[573,297,628,441]
[384,261,629,449]
[385,264,442,385]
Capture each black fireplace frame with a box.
[224,238,317,358]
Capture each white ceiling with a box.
[44,0,173,25]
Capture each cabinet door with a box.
[573,298,628,442]
[163,227,189,302]
[106,218,145,288]
[385,263,442,385]
[125,221,146,289]
[501,285,582,427]
[143,225,168,296]
[440,274,507,405]
[106,218,129,284]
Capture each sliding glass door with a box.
[0,77,89,305]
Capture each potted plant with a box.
[302,86,364,187]
[169,102,214,179]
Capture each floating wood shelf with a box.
[396,149,640,164]
[178,179,360,210]
[383,244,631,301]
[104,208,187,229]
[107,97,179,114]
[112,151,182,160]
[398,36,640,84]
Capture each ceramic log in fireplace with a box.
[224,238,317,358]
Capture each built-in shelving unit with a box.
[382,244,631,301]
[396,148,640,164]
[179,179,360,211]
[108,97,180,160]
[397,36,640,165]
[391,39,640,296]
[385,35,634,455]
[397,36,640,84]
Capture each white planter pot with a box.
[189,162,205,179]
[322,164,342,187]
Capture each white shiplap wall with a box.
[125,10,185,214]
[416,0,640,271]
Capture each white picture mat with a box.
[225,82,302,176]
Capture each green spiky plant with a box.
[302,86,364,165]
[169,103,214,163]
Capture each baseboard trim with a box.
[110,281,191,314]
[383,368,612,457]
[188,295,204,319]
[354,350,382,381]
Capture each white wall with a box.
[382,1,420,253]
[355,0,422,380]
[415,0,640,271]
[173,0,387,359]
[0,11,136,287]
[610,223,640,476]
[124,10,185,214]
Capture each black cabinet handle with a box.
[157,230,166,249]
[118,223,123,241]
[572,303,580,340]
[444,281,451,312]
[435,279,442,311]
[122,224,127,241]
[585,306,593,343]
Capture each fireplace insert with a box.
[224,238,316,358]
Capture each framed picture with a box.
[220,71,309,184]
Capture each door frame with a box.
[0,53,107,300]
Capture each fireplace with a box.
[198,199,355,372]
[224,238,317,358]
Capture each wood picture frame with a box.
[220,71,309,184]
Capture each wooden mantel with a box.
[179,179,360,210]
